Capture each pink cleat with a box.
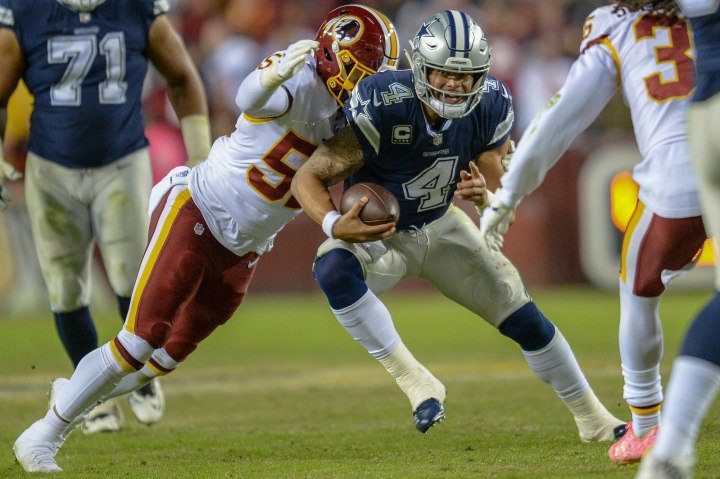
[608,422,657,465]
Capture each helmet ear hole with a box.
[322,47,333,62]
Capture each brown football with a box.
[339,182,400,225]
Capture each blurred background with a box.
[0,0,715,314]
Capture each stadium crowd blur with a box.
[5,0,626,177]
[2,0,640,302]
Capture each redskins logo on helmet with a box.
[314,4,399,106]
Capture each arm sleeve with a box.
[234,68,291,118]
[497,47,618,207]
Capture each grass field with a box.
[1,287,718,478]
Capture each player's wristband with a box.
[322,211,341,239]
[181,115,212,167]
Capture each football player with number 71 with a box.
[13,4,400,473]
[480,0,707,465]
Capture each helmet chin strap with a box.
[57,0,107,12]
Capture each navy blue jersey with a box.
[689,10,720,102]
[344,69,513,230]
[0,0,165,168]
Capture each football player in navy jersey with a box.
[292,10,624,439]
[0,0,211,433]
[637,2,720,478]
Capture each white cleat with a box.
[128,379,165,425]
[13,419,63,473]
[575,410,626,442]
[568,391,626,442]
[82,399,123,434]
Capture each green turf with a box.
[1,287,718,478]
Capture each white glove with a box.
[479,192,515,251]
[261,39,319,90]
[0,158,22,182]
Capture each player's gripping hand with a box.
[455,161,491,208]
[331,197,396,243]
[479,190,515,251]
[261,39,319,90]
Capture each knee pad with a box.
[313,249,367,309]
[499,302,556,351]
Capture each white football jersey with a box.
[500,5,701,218]
[189,57,343,256]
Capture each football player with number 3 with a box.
[479,0,706,465]
[292,10,623,439]
[12,3,399,474]
[0,0,211,434]
[636,1,720,478]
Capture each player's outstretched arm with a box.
[236,39,319,119]
[292,125,394,242]
[146,15,211,166]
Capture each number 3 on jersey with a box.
[635,15,694,102]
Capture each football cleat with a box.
[13,419,64,473]
[82,398,123,434]
[413,398,445,433]
[608,422,658,465]
[128,379,165,425]
[634,454,694,479]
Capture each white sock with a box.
[378,342,446,410]
[618,283,663,437]
[53,343,129,421]
[107,367,155,398]
[522,329,589,400]
[106,348,178,399]
[653,356,720,460]
[333,290,400,359]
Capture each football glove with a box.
[479,192,514,251]
[261,39,319,90]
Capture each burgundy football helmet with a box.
[314,4,399,106]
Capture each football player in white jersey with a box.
[637,1,720,477]
[12,4,399,473]
[479,0,706,465]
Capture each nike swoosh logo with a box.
[247,257,260,269]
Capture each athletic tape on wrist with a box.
[322,211,341,239]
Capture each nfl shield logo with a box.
[432,134,443,146]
